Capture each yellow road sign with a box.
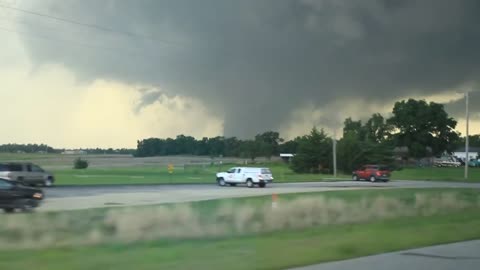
[168,163,174,174]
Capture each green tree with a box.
[471,135,480,147]
[195,137,210,156]
[455,134,480,149]
[0,143,56,153]
[224,137,241,157]
[364,113,391,143]
[254,131,282,159]
[337,132,394,173]
[387,99,459,158]
[337,133,363,172]
[175,135,196,154]
[279,137,301,153]
[73,158,89,169]
[343,114,391,143]
[291,128,332,173]
[343,118,365,139]
[241,140,263,161]
[207,137,224,158]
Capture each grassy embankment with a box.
[1,188,480,270]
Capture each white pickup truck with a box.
[216,167,274,188]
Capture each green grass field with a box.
[52,165,480,185]
[1,188,480,270]
[1,153,479,184]
[52,163,349,185]
[392,167,480,182]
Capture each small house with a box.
[453,147,480,161]
[280,153,295,163]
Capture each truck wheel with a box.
[259,182,266,188]
[369,176,376,182]
[352,175,359,181]
[218,178,226,187]
[246,179,254,188]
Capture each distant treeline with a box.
[0,144,56,153]
[136,99,480,173]
[135,132,294,159]
[0,144,135,155]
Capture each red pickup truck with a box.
[352,165,391,182]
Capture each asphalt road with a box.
[291,240,480,270]
[40,180,480,211]
[45,180,480,198]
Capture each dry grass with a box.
[0,192,478,249]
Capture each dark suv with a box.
[352,165,391,182]
[0,178,44,213]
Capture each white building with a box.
[280,153,295,163]
[453,147,480,160]
[62,150,87,155]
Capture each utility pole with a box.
[465,91,470,180]
[333,130,337,178]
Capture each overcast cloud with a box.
[2,0,480,143]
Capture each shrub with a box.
[74,158,89,169]
[290,128,332,173]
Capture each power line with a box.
[0,0,18,13]
[0,3,174,45]
[0,25,141,55]
[0,16,64,33]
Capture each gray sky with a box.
[0,0,479,147]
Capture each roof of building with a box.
[454,147,480,153]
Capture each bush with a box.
[290,128,332,174]
[74,158,89,169]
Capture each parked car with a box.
[454,156,465,166]
[0,178,44,213]
[0,163,55,187]
[433,157,461,167]
[469,159,480,167]
[216,167,273,188]
[352,165,391,182]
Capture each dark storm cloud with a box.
[445,90,480,122]
[16,0,480,137]
[135,89,164,114]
